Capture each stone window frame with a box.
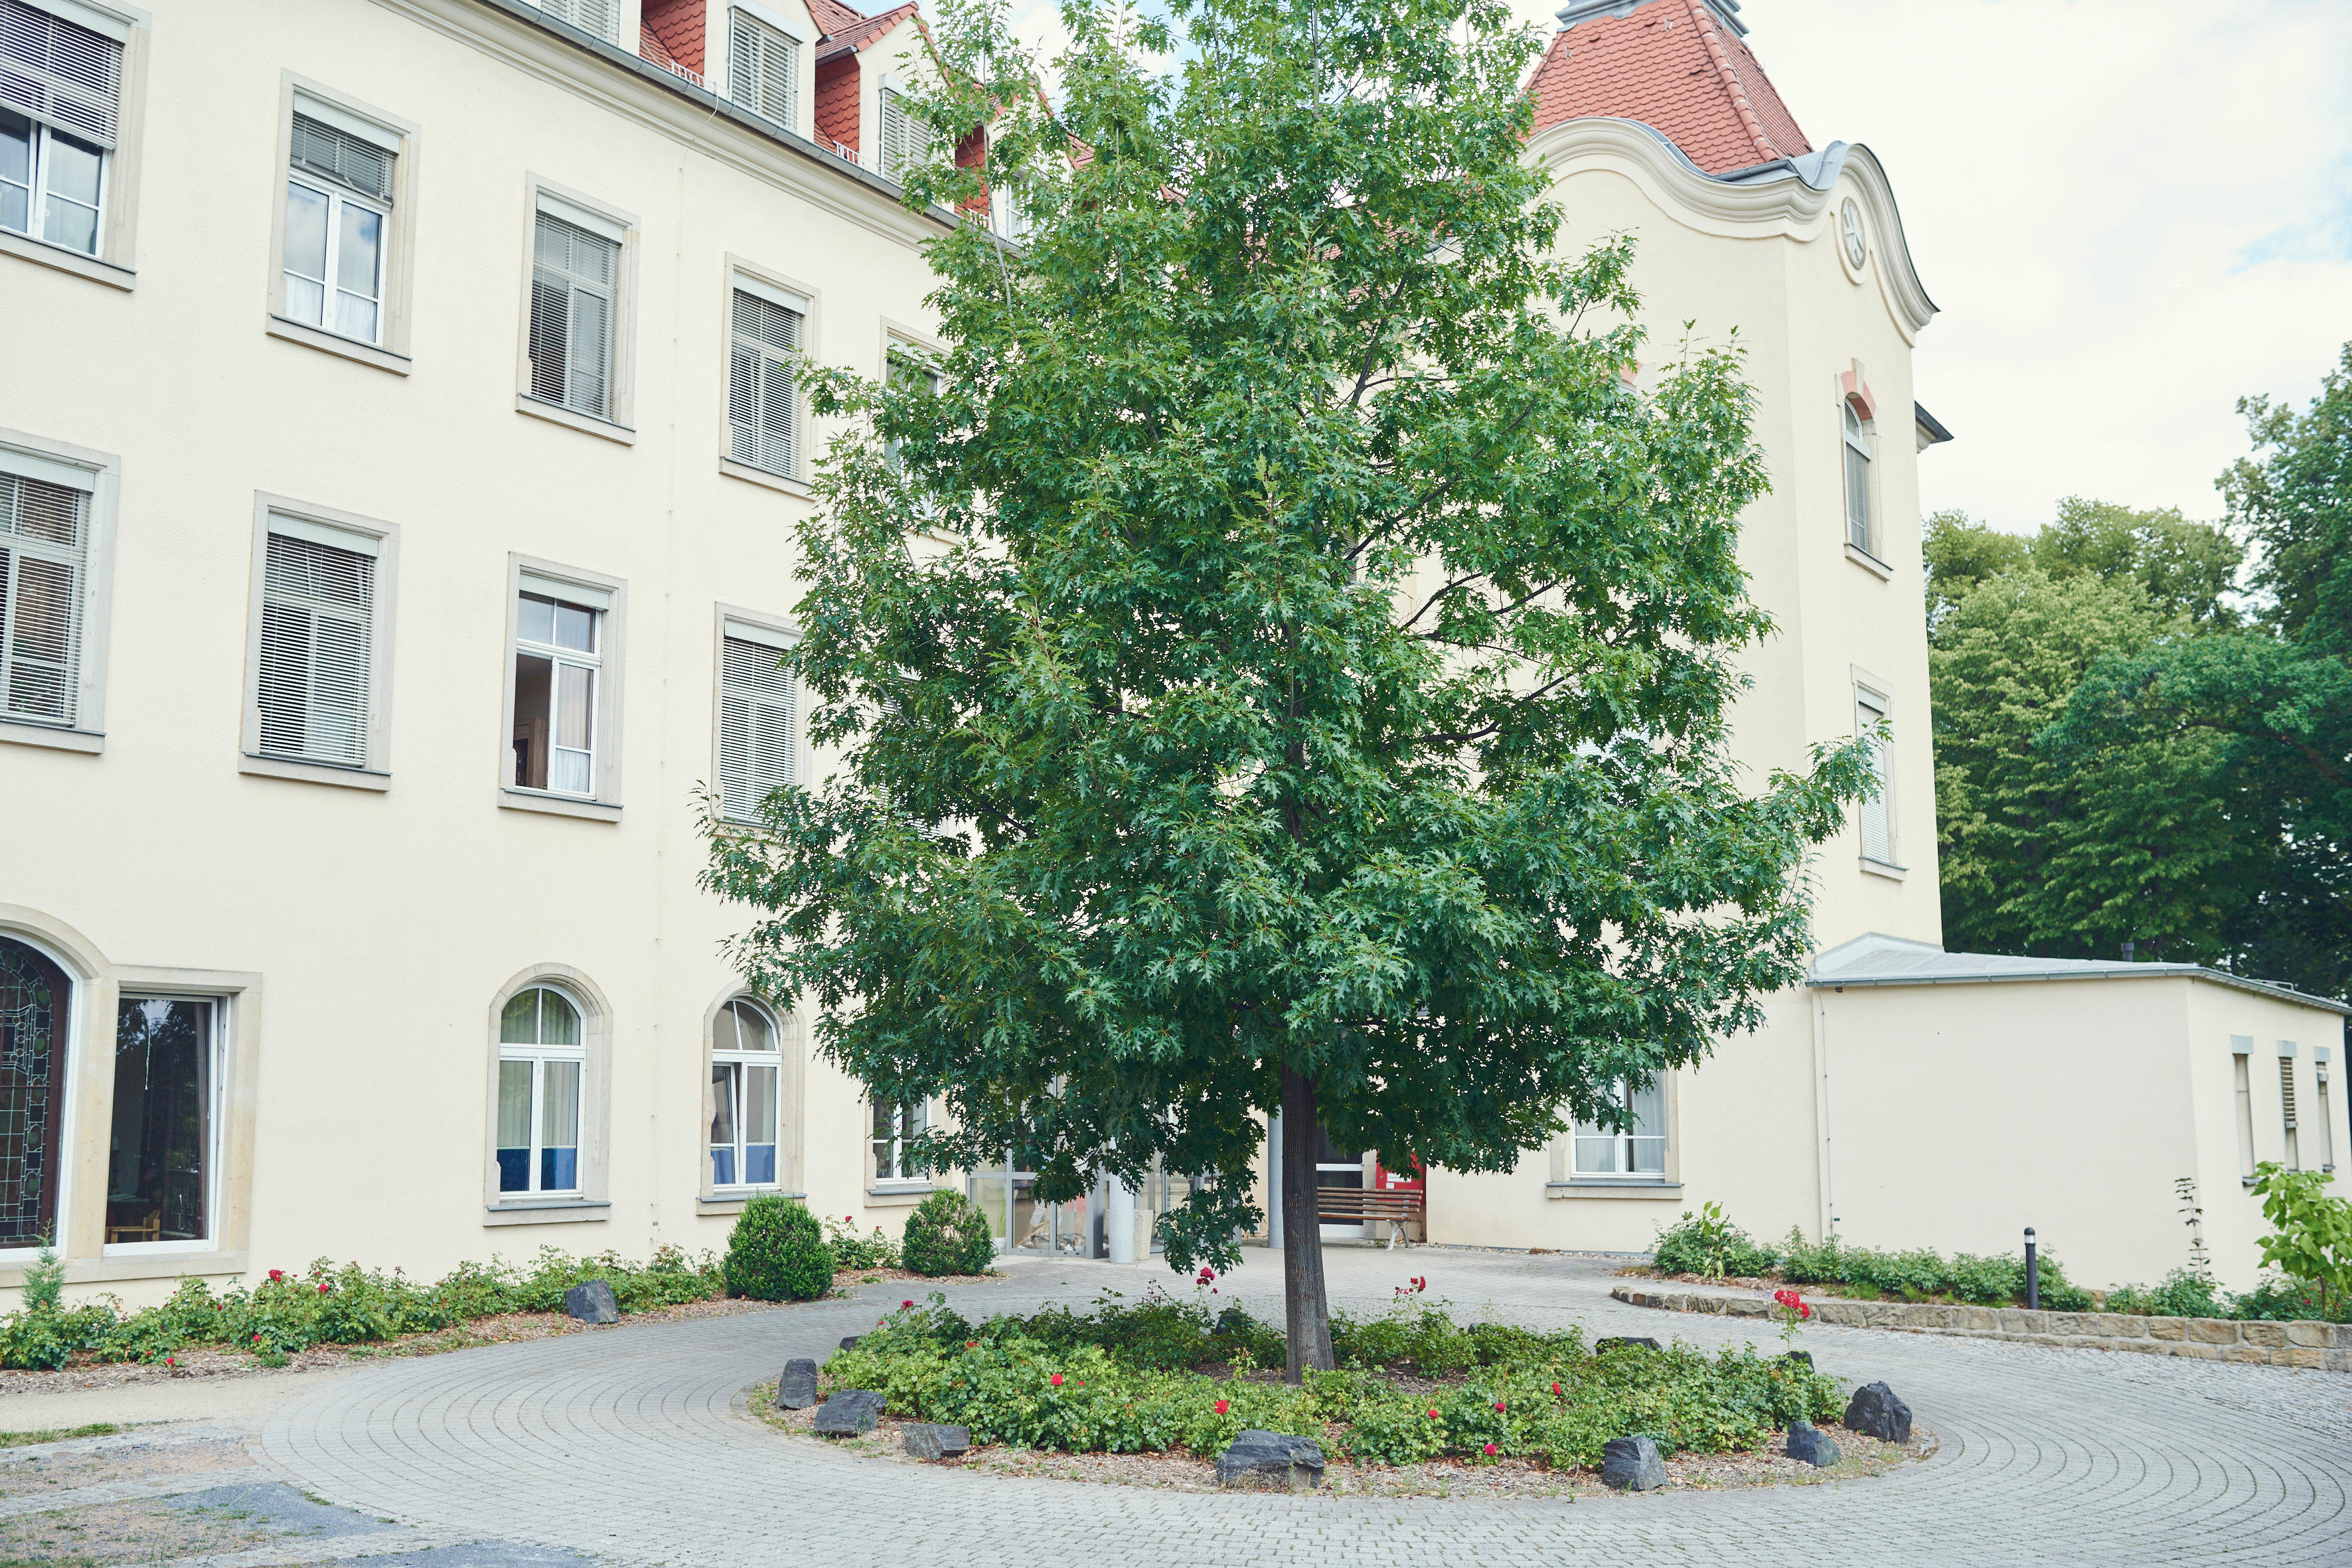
[481,963,613,1227]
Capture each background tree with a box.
[705,0,1868,1378]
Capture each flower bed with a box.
[813,1287,1847,1474]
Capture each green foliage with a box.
[2227,1275,2352,1324]
[817,1296,1842,1469]
[724,1196,834,1302]
[704,0,1873,1382]
[1651,1202,1780,1279]
[2246,1162,2352,1310]
[823,1214,903,1271]
[1776,1229,2091,1310]
[2105,1269,2224,1320]
[0,1247,726,1370]
[898,1190,996,1277]
[1924,501,2242,638]
[2226,341,2352,656]
[21,1239,63,1314]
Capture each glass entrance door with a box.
[1314,1127,1367,1240]
[971,1162,1099,1256]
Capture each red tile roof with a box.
[819,2,919,60]
[642,0,706,75]
[1528,0,1810,175]
[806,0,869,37]
[815,52,862,153]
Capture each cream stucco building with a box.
[0,0,2340,1310]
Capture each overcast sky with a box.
[1008,0,2352,535]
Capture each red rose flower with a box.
[268,1269,283,1283]
[1550,1382,1561,1395]
[1482,1443,1498,1456]
[902,1299,914,1309]
[1426,1408,1440,1419]
[318,1283,331,1294]
[1494,1399,1506,1413]
[1050,1373,1064,1387]
[1214,1399,1229,1415]
[966,1340,979,1349]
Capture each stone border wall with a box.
[1609,1285,2352,1372]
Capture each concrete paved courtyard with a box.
[7,1244,2348,1566]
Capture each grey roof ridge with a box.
[1810,931,2350,1016]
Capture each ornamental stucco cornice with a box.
[374,0,952,251]
[1525,117,1936,343]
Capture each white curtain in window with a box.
[1857,695,1891,863]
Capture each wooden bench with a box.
[1314,1188,1424,1248]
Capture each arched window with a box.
[0,935,70,1249]
[497,985,584,1194]
[1842,398,1874,554]
[710,997,779,1188]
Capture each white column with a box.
[1107,1173,1138,1264]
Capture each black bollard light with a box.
[2025,1226,2039,1311]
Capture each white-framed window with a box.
[104,994,222,1249]
[529,203,623,422]
[523,0,619,43]
[1571,1076,1665,1178]
[1842,398,1874,554]
[510,574,606,798]
[2232,1039,2256,1180]
[727,7,799,129]
[280,108,394,346]
[710,996,781,1188]
[0,453,91,728]
[872,1098,926,1184]
[497,985,585,1196]
[1856,688,1894,866]
[0,1,123,258]
[728,277,803,479]
[718,621,795,822]
[252,518,378,769]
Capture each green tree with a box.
[1924,499,2240,641]
[704,0,1868,1377]
[1932,571,2250,961]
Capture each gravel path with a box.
[240,1244,2352,1567]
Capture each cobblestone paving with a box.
[254,1246,2352,1567]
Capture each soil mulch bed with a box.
[747,1386,1932,1499]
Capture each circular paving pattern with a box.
[260,1248,2352,1567]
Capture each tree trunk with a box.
[1280,1067,1335,1381]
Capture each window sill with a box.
[267,315,412,376]
[1844,542,1894,580]
[720,457,812,498]
[484,1198,611,1227]
[501,787,622,823]
[0,718,103,754]
[867,1184,940,1206]
[1859,856,1909,882]
[242,752,392,791]
[1547,1181,1683,1201]
[515,394,637,445]
[698,1189,807,1216]
[0,228,134,291]
[0,1249,247,1289]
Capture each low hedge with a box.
[817,1290,1842,1470]
[724,1196,834,1302]
[0,1245,724,1371]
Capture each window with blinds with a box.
[728,287,801,478]
[527,0,619,44]
[283,113,392,345]
[256,528,375,767]
[1842,400,1873,554]
[1857,692,1893,864]
[0,1,123,255]
[2280,1052,2301,1172]
[530,212,619,420]
[0,468,86,727]
[878,88,921,183]
[719,633,795,821]
[727,9,799,129]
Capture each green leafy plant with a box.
[1652,1204,1779,1279]
[898,1189,994,1277]
[823,1215,902,1271]
[2105,1269,2223,1320]
[724,1196,834,1302]
[2248,1162,2352,1313]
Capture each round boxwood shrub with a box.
[724,1196,834,1301]
[900,1190,996,1277]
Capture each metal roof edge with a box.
[1808,963,2351,1016]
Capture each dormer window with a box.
[1842,398,1873,554]
[728,8,800,131]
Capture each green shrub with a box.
[724,1196,834,1301]
[2106,1268,2223,1319]
[1651,1203,1780,1279]
[1778,1227,2091,1308]
[900,1189,995,1277]
[823,1215,902,1271]
[2228,1274,2352,1323]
